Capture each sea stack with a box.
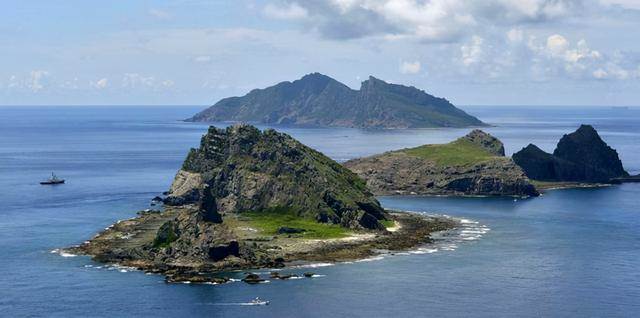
[344,130,538,197]
[513,125,628,183]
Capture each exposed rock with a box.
[187,73,486,129]
[277,227,306,234]
[208,241,240,261]
[242,273,264,284]
[163,170,203,206]
[513,125,628,183]
[174,124,388,230]
[344,130,538,197]
[462,129,505,156]
[303,272,315,278]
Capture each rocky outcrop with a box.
[513,125,628,183]
[462,129,505,156]
[344,130,538,197]
[186,73,486,129]
[169,124,388,230]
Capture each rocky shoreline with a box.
[67,209,457,284]
[345,130,539,197]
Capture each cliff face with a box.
[165,124,387,230]
[344,130,538,197]
[513,125,628,183]
[187,73,486,129]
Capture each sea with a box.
[0,105,638,317]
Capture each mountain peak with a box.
[187,73,486,128]
[460,129,505,156]
[171,124,388,230]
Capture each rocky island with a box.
[344,130,539,197]
[513,125,629,187]
[69,124,455,283]
[186,73,486,129]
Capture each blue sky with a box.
[1,0,640,106]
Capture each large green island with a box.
[68,124,455,283]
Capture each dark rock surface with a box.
[173,124,388,230]
[186,73,486,129]
[277,227,306,234]
[513,125,628,183]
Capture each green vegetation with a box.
[242,207,351,239]
[403,139,496,167]
[380,219,396,229]
[153,221,178,248]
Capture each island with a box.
[344,130,539,197]
[513,125,629,188]
[186,73,486,129]
[68,124,456,283]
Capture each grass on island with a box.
[380,219,395,229]
[403,139,496,167]
[241,207,351,239]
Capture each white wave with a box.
[355,255,385,263]
[50,249,77,257]
[292,262,334,268]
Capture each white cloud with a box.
[268,0,578,41]
[507,28,524,43]
[593,68,608,79]
[28,70,50,92]
[546,34,569,57]
[121,73,175,90]
[600,0,640,10]
[263,2,309,20]
[122,73,156,89]
[399,60,421,74]
[194,55,212,63]
[91,78,109,89]
[461,36,484,66]
[149,9,172,20]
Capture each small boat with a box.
[249,297,269,306]
[40,172,65,185]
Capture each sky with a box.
[1,0,640,106]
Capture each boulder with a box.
[242,273,264,284]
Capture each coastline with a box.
[65,210,458,284]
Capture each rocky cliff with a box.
[344,130,538,197]
[187,73,486,129]
[165,124,388,230]
[513,125,628,183]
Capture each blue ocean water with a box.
[0,106,639,317]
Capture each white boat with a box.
[249,297,270,306]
